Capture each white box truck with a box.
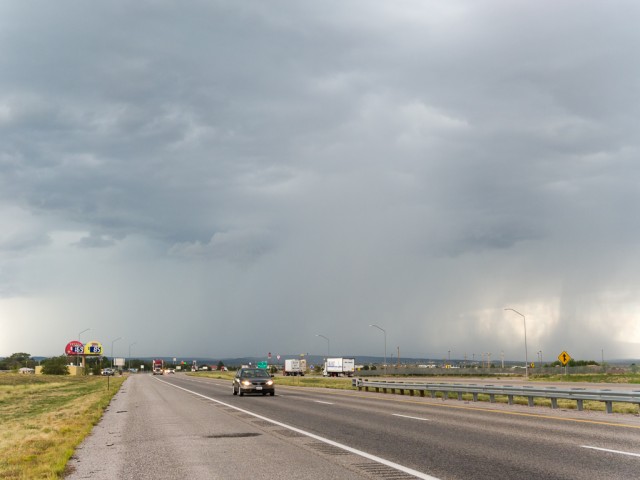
[323,358,355,377]
[284,359,305,376]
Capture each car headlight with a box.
[241,380,252,386]
[266,380,273,386]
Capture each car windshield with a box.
[241,369,269,378]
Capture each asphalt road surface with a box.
[66,373,640,479]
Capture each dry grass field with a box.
[0,373,124,479]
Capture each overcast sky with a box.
[2,1,639,363]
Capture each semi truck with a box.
[323,357,355,377]
[283,358,305,376]
[152,359,164,375]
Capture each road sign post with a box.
[558,351,571,375]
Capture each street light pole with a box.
[78,328,90,367]
[505,308,528,379]
[369,324,387,377]
[128,342,137,370]
[316,334,330,360]
[111,337,122,369]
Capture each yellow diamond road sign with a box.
[558,351,571,366]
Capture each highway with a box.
[67,373,640,479]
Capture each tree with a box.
[41,356,70,375]
[217,360,225,370]
[0,352,32,370]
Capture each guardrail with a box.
[353,379,640,414]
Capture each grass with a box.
[529,373,640,384]
[274,375,354,389]
[0,373,125,479]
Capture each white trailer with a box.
[284,359,305,376]
[323,357,355,377]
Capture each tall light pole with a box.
[369,324,387,376]
[111,337,122,369]
[128,342,137,370]
[316,334,330,360]
[78,328,90,367]
[505,308,528,379]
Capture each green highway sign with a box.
[257,361,268,369]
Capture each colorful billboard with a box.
[65,341,84,355]
[83,341,103,355]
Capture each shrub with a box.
[41,356,70,375]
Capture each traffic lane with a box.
[67,375,372,480]
[259,386,640,480]
[179,373,640,428]
[163,376,640,480]
[160,376,438,479]
[283,386,640,480]
[176,375,640,447]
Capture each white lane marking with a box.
[581,446,640,458]
[315,400,334,405]
[157,378,440,480]
[393,413,430,422]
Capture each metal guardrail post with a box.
[352,379,640,414]
[605,401,613,414]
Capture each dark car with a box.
[232,368,275,396]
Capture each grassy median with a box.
[530,373,640,384]
[0,373,125,479]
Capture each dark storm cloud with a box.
[1,1,639,359]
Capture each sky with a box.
[1,1,640,362]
